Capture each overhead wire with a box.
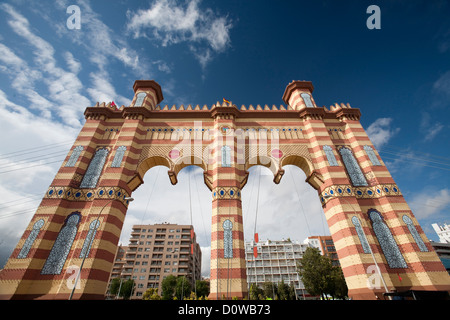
[289,168,312,237]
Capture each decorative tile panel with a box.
[223,219,233,259]
[368,209,407,269]
[17,219,45,259]
[402,215,428,252]
[212,187,241,200]
[41,212,80,275]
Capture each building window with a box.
[17,219,45,259]
[80,148,109,188]
[111,146,126,167]
[79,219,100,258]
[339,147,368,187]
[368,209,407,269]
[323,145,338,166]
[351,216,371,254]
[221,145,231,167]
[65,146,83,167]
[41,212,80,274]
[301,93,314,108]
[134,92,146,107]
[402,215,428,252]
[363,145,381,166]
[223,219,233,258]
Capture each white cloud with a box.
[1,4,91,127]
[433,70,450,96]
[87,71,131,106]
[0,89,79,268]
[64,51,81,74]
[126,0,232,68]
[366,117,400,149]
[420,112,444,142]
[409,189,450,219]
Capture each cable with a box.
[139,166,161,225]
[0,159,63,174]
[0,151,67,169]
[289,169,312,236]
[0,140,73,158]
[380,155,450,171]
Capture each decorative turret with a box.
[282,80,317,110]
[131,80,164,110]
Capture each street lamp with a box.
[323,194,390,298]
[69,196,134,300]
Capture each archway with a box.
[1,79,448,300]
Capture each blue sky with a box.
[0,0,449,276]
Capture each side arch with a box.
[243,155,280,188]
[172,155,211,190]
[128,155,172,191]
[280,154,324,190]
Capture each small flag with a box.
[191,243,194,254]
[190,229,194,239]
[111,101,118,109]
[223,98,231,105]
[253,246,258,258]
[254,233,259,243]
[397,273,402,282]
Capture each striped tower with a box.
[282,81,450,299]
[208,102,248,299]
[0,81,163,299]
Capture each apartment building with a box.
[245,239,312,299]
[303,236,339,266]
[432,223,450,243]
[107,223,201,299]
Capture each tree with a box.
[161,275,177,300]
[331,265,348,299]
[297,247,348,300]
[297,247,333,299]
[120,279,135,300]
[249,283,263,300]
[109,278,135,299]
[109,278,121,297]
[277,280,289,300]
[143,288,161,300]
[262,281,277,300]
[175,276,192,300]
[195,280,210,299]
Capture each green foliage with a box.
[195,280,210,299]
[120,279,135,300]
[161,275,177,300]
[297,247,348,299]
[175,276,192,300]
[142,288,161,300]
[109,278,135,299]
[160,275,210,300]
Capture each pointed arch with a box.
[79,219,101,258]
[65,146,83,167]
[364,145,381,166]
[339,146,368,187]
[323,145,338,167]
[221,145,231,167]
[351,216,371,254]
[402,215,428,252]
[17,219,45,259]
[111,146,127,167]
[80,148,109,188]
[41,212,80,275]
[368,209,407,269]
